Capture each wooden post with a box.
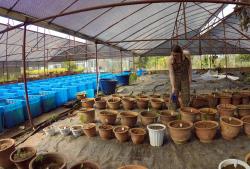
[5,19,9,81]
[95,42,99,94]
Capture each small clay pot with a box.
[82,123,97,137]
[242,95,250,104]
[94,97,107,109]
[140,111,158,126]
[241,115,250,137]
[98,124,114,140]
[77,108,95,123]
[245,152,250,166]
[113,126,130,142]
[199,108,217,121]
[10,147,36,169]
[217,104,237,117]
[118,165,148,169]
[120,111,138,127]
[237,105,250,118]
[122,97,136,110]
[194,120,219,143]
[107,97,121,110]
[150,98,164,110]
[99,110,118,125]
[70,160,100,169]
[81,98,95,108]
[168,120,193,144]
[158,110,178,126]
[180,107,200,122]
[130,128,146,144]
[190,95,208,108]
[136,98,149,109]
[220,116,243,140]
[219,93,232,104]
[207,93,219,108]
[29,152,66,169]
[0,138,15,169]
[232,93,242,105]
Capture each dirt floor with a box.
[9,73,250,169]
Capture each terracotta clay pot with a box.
[99,110,118,125]
[140,111,158,126]
[245,152,250,166]
[112,94,123,99]
[81,98,95,108]
[136,94,149,99]
[10,147,36,169]
[118,165,148,169]
[120,111,138,127]
[207,93,219,108]
[190,95,208,108]
[217,104,237,117]
[77,108,95,123]
[168,120,193,144]
[94,97,107,109]
[107,97,121,110]
[113,126,130,142]
[149,94,161,98]
[194,120,219,143]
[122,97,136,110]
[219,93,232,104]
[150,98,164,110]
[220,116,243,140]
[237,105,250,118]
[130,128,146,144]
[240,91,250,104]
[136,98,149,109]
[0,138,15,169]
[232,93,242,105]
[199,108,217,121]
[82,123,97,137]
[29,152,66,169]
[98,124,114,140]
[241,115,250,137]
[70,160,100,169]
[180,107,200,122]
[158,110,178,126]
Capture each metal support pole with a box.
[120,50,123,72]
[133,54,135,71]
[95,43,99,94]
[22,24,35,129]
[5,19,9,81]
[43,28,46,76]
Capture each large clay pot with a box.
[130,128,146,144]
[81,98,95,108]
[241,115,250,137]
[219,93,232,104]
[10,147,36,169]
[113,126,130,142]
[0,138,15,169]
[232,93,242,105]
[122,97,136,110]
[118,165,148,169]
[77,108,95,123]
[94,97,107,109]
[158,110,178,126]
[29,152,66,169]
[70,160,100,169]
[82,123,97,137]
[168,120,193,144]
[194,120,218,143]
[140,111,158,126]
[199,108,217,121]
[136,98,149,109]
[220,116,243,140]
[180,107,200,122]
[120,111,138,127]
[237,105,250,118]
[99,110,118,125]
[217,104,237,117]
[150,98,164,110]
[98,124,114,140]
[107,97,121,110]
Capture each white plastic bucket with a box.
[218,159,250,169]
[147,123,166,146]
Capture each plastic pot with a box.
[136,98,149,109]
[98,124,114,140]
[217,104,237,117]
[94,97,107,109]
[218,159,249,169]
[0,138,15,169]
[220,116,243,140]
[168,120,193,144]
[70,160,100,169]
[140,111,158,126]
[118,165,148,169]
[83,123,96,137]
[10,146,36,169]
[71,125,83,137]
[58,126,71,136]
[113,126,130,142]
[241,115,250,137]
[99,110,118,125]
[147,123,166,146]
[194,120,219,143]
[130,128,146,144]
[237,105,250,118]
[100,79,117,95]
[199,108,217,121]
[107,97,121,110]
[122,97,136,110]
[29,152,66,169]
[77,108,95,123]
[158,110,178,126]
[43,126,56,136]
[180,107,200,122]
[81,98,95,108]
[120,111,138,127]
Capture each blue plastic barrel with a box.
[86,89,95,98]
[39,91,56,113]
[100,79,117,95]
[116,74,130,86]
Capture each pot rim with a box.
[237,104,250,110]
[108,97,121,103]
[137,98,149,102]
[220,116,243,127]
[159,110,178,117]
[130,128,146,135]
[167,120,193,130]
[122,97,136,102]
[147,123,166,131]
[10,146,36,163]
[81,98,95,103]
[100,110,118,116]
[120,111,138,117]
[241,115,250,124]
[113,126,129,133]
[150,98,164,103]
[78,108,95,112]
[217,104,237,110]
[0,138,15,152]
[99,124,113,130]
[199,108,217,114]
[140,111,158,118]
[218,159,249,169]
[194,120,219,130]
[82,123,96,130]
[70,160,100,169]
[180,107,200,115]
